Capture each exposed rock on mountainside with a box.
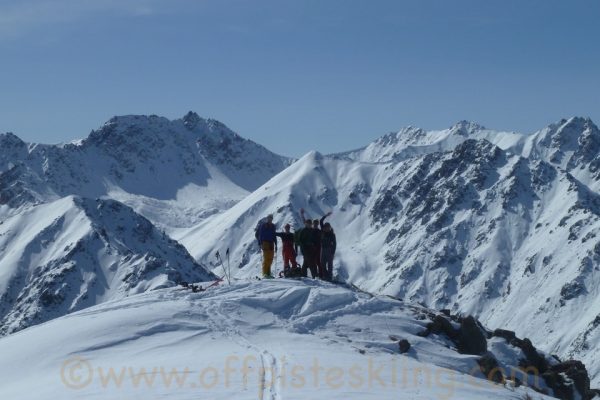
[0,196,214,335]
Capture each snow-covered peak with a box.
[181,111,240,137]
[81,112,291,172]
[0,132,28,172]
[182,110,202,129]
[340,121,516,163]
[537,116,598,151]
[298,149,324,162]
[0,112,294,232]
[371,126,428,148]
[107,113,172,127]
[449,120,487,135]
[525,116,600,180]
[0,131,25,147]
[85,113,183,151]
[557,116,597,134]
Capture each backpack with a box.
[283,266,304,278]
[254,217,268,245]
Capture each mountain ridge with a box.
[0,112,294,231]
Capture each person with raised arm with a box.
[296,209,319,278]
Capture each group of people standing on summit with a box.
[256,209,337,281]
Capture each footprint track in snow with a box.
[204,300,283,400]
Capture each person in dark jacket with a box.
[276,223,299,273]
[258,214,277,278]
[312,218,323,278]
[319,211,335,280]
[295,218,318,278]
[320,222,337,281]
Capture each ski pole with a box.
[274,243,278,278]
[277,244,280,277]
[259,242,263,277]
[226,248,231,285]
[216,251,230,285]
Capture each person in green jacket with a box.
[295,217,318,278]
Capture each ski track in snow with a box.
[204,298,282,400]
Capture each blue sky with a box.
[0,0,599,157]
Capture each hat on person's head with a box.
[267,214,273,219]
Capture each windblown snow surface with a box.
[0,279,554,399]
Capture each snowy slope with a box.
[179,118,600,386]
[0,279,572,399]
[0,112,292,231]
[0,196,214,335]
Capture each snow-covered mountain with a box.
[0,279,591,399]
[179,117,600,386]
[0,112,292,230]
[0,195,214,335]
[3,112,600,396]
[0,111,292,335]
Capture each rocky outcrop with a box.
[419,314,488,356]
[417,312,598,400]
